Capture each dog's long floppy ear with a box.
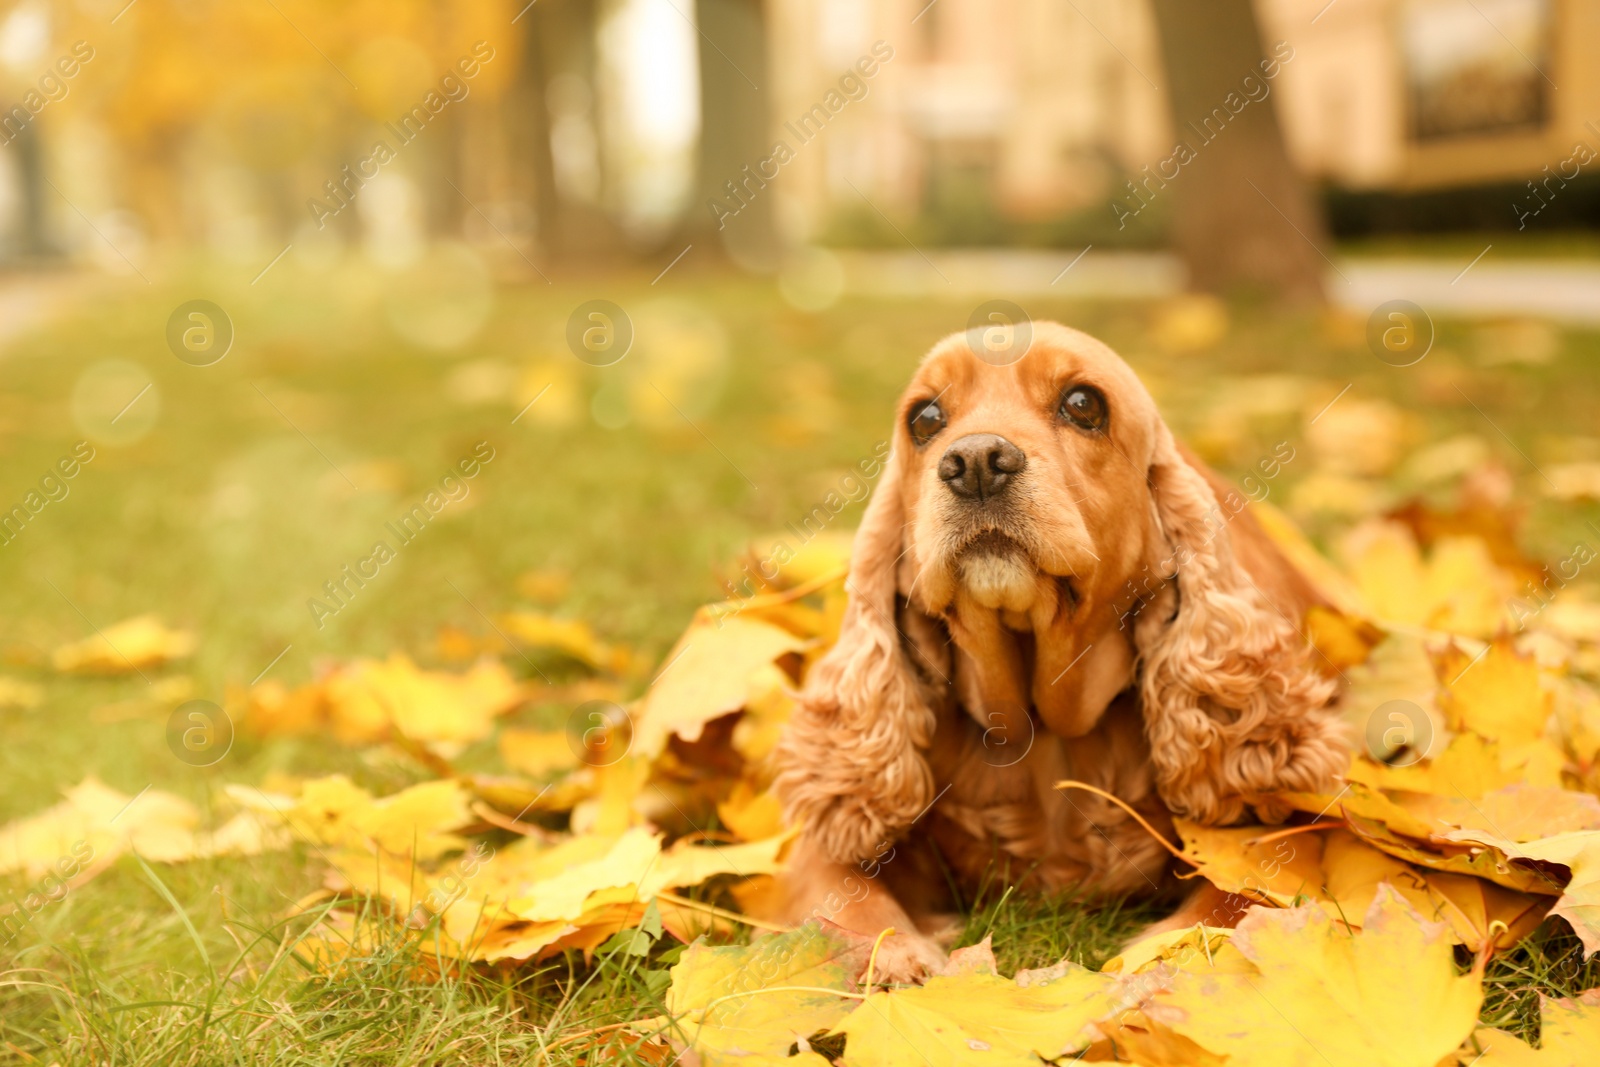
[775,448,937,864]
[1134,427,1346,825]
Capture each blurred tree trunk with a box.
[517,3,560,256]
[521,0,628,264]
[1147,0,1327,302]
[11,125,49,259]
[680,0,778,270]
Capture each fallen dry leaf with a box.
[322,655,521,748]
[317,819,790,965]
[52,615,196,674]
[498,728,579,778]
[1430,828,1600,957]
[1436,638,1553,749]
[0,676,43,709]
[1172,819,1329,907]
[497,611,634,675]
[728,663,796,763]
[244,655,522,749]
[1422,871,1551,953]
[634,611,807,758]
[1307,397,1410,478]
[1458,990,1600,1064]
[715,779,784,842]
[1339,630,1441,762]
[1342,521,1514,636]
[1337,806,1561,896]
[1347,732,1523,797]
[1150,888,1482,1067]
[829,961,1121,1066]
[228,776,473,863]
[659,925,860,1065]
[0,777,283,884]
[1102,925,1239,975]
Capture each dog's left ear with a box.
[1134,426,1346,824]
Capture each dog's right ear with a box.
[775,446,937,864]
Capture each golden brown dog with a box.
[771,321,1347,981]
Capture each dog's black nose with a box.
[938,434,1025,501]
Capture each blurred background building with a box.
[0,0,1594,288]
[773,0,1599,243]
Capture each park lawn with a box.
[1,256,1599,1062]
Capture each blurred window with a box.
[1401,0,1552,141]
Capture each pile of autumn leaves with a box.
[8,494,1600,1064]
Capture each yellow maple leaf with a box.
[1171,819,1329,907]
[1341,807,1560,895]
[0,676,43,709]
[1102,925,1240,975]
[828,963,1121,1066]
[237,677,326,738]
[391,826,789,963]
[774,530,853,588]
[1423,871,1551,953]
[0,778,282,888]
[729,663,795,763]
[652,831,790,892]
[1342,522,1514,636]
[1432,828,1600,957]
[1339,630,1441,762]
[1305,605,1384,672]
[1344,521,1431,627]
[635,611,807,757]
[1225,826,1547,951]
[1399,784,1600,843]
[1436,638,1553,748]
[504,826,661,923]
[1316,826,1436,917]
[320,654,522,747]
[291,911,430,982]
[1459,991,1600,1064]
[571,755,649,835]
[1271,784,1570,895]
[51,615,196,674]
[1427,537,1518,635]
[1347,732,1521,796]
[497,728,579,778]
[497,611,633,675]
[1170,818,1527,949]
[233,775,472,863]
[1152,887,1482,1067]
[660,925,859,1065]
[716,778,785,841]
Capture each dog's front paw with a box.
[861,931,948,986]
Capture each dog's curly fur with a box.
[769,322,1347,981]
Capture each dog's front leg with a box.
[763,836,948,984]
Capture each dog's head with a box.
[894,324,1166,743]
[777,322,1345,864]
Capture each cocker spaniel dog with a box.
[771,321,1347,982]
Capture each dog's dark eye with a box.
[908,399,946,446]
[1059,385,1108,432]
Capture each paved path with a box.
[1331,257,1600,325]
[835,248,1600,324]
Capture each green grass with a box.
[3,258,1600,1061]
